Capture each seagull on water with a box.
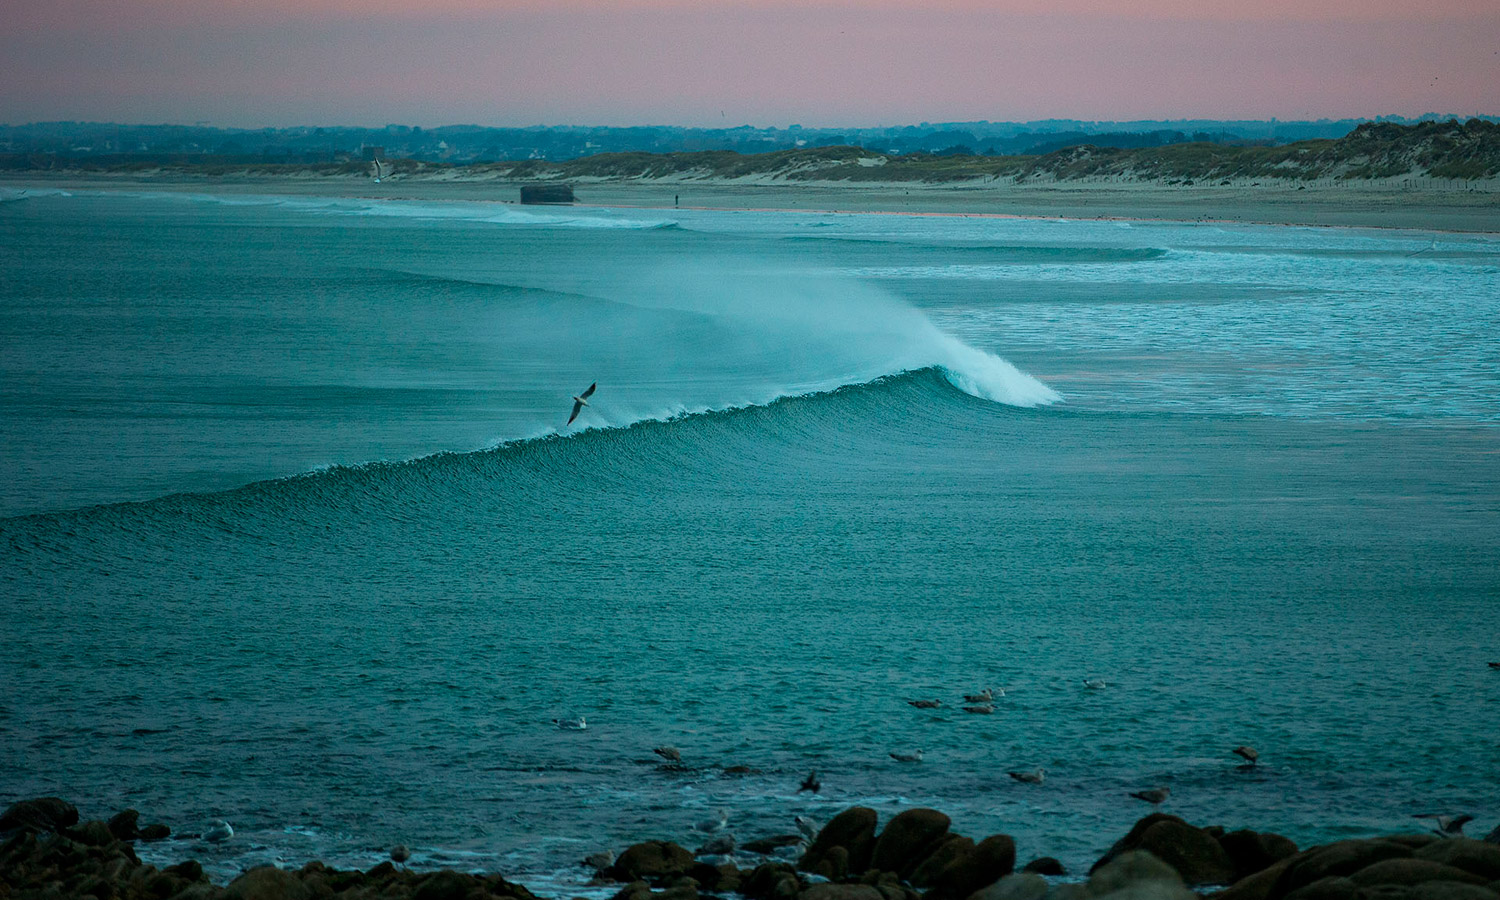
[908,699,943,709]
[1489,662,1500,669]
[890,749,924,763]
[204,820,233,843]
[695,809,730,833]
[389,845,411,866]
[1130,787,1171,805]
[963,688,995,703]
[963,704,996,714]
[653,745,683,764]
[795,815,820,840]
[1083,678,1107,690]
[553,716,587,730]
[798,770,821,793]
[1414,813,1473,837]
[566,382,597,426]
[1008,768,1046,785]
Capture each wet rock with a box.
[415,870,484,900]
[966,872,1047,900]
[1093,816,1233,886]
[741,862,801,900]
[1414,838,1500,880]
[800,884,885,900]
[613,881,654,900]
[1277,839,1414,894]
[69,820,119,848]
[1020,857,1064,876]
[1211,855,1299,900]
[1348,858,1487,887]
[1282,877,1361,900]
[1217,829,1299,882]
[608,841,696,883]
[106,809,141,841]
[801,807,878,877]
[140,823,172,841]
[224,865,313,900]
[908,835,973,888]
[1384,833,1443,849]
[869,809,951,879]
[0,797,80,833]
[1087,851,1195,899]
[932,834,1017,899]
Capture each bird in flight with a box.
[567,382,597,426]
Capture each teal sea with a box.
[2,187,1498,887]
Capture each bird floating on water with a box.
[389,845,410,865]
[553,716,587,730]
[204,820,233,843]
[798,770,821,793]
[963,704,996,714]
[653,745,682,764]
[1083,679,1107,690]
[1232,746,1259,767]
[890,749,924,763]
[567,382,597,426]
[1489,662,1500,669]
[963,689,994,703]
[695,809,730,833]
[1130,787,1171,805]
[908,699,942,709]
[1008,768,1046,785]
[794,815,820,840]
[1413,813,1473,837]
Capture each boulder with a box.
[966,872,1047,900]
[1409,883,1500,900]
[608,841,696,882]
[804,845,850,881]
[139,823,172,841]
[1087,850,1196,900]
[1210,856,1297,900]
[164,860,206,882]
[1415,839,1500,880]
[414,870,483,900]
[0,797,80,833]
[908,835,974,888]
[68,820,118,847]
[932,834,1017,898]
[107,809,141,841]
[1348,858,1487,887]
[1093,816,1234,886]
[800,884,885,900]
[689,861,739,892]
[801,807,878,876]
[225,866,312,900]
[1282,877,1360,900]
[1277,839,1413,893]
[869,809,952,878]
[740,862,800,900]
[1020,857,1064,876]
[1384,833,1442,849]
[1217,830,1298,882]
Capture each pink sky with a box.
[2,0,1496,126]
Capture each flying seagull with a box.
[1008,768,1046,785]
[1233,746,1259,767]
[567,382,597,426]
[798,770,821,793]
[1413,813,1473,837]
[1130,787,1171,805]
[372,158,384,183]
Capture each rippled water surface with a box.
[2,188,1498,885]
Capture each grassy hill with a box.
[3,119,1496,184]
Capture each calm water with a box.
[2,187,1498,887]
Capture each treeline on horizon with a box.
[1,114,1495,165]
[2,119,1497,182]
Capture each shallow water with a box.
[1,188,1498,885]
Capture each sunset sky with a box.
[2,0,1496,127]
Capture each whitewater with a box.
[1,187,1497,888]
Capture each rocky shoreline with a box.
[2,797,1498,900]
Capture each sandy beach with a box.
[7,173,1497,232]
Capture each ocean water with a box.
[2,187,1498,886]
